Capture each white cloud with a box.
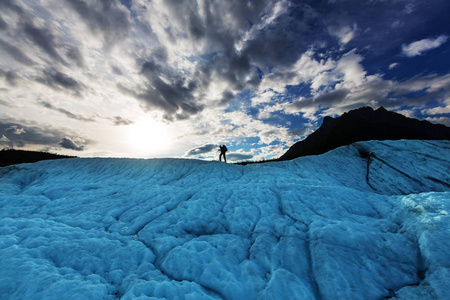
[328,24,358,45]
[257,48,450,127]
[257,103,283,119]
[235,0,290,52]
[258,50,335,94]
[395,74,450,95]
[393,109,417,119]
[251,90,277,106]
[422,105,450,115]
[333,49,366,88]
[389,63,399,69]
[426,116,450,126]
[402,35,449,57]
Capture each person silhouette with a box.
[219,144,228,162]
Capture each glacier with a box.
[0,140,449,299]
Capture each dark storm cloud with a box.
[63,0,131,47]
[219,90,236,106]
[131,59,203,121]
[39,101,95,122]
[185,144,217,156]
[0,120,91,150]
[36,69,84,95]
[59,137,85,151]
[180,0,277,87]
[0,38,34,65]
[0,1,87,69]
[127,0,287,120]
[132,0,356,120]
[22,22,66,64]
[165,0,450,119]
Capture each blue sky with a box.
[0,0,449,161]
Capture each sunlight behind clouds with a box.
[125,117,173,156]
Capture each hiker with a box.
[219,144,227,162]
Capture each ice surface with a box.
[0,140,449,299]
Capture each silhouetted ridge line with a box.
[0,149,76,167]
[279,106,450,161]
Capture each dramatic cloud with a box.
[136,59,203,121]
[184,144,217,157]
[0,0,449,159]
[402,35,449,57]
[63,0,131,47]
[0,120,91,151]
[22,22,66,64]
[59,137,85,151]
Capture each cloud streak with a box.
[0,38,34,65]
[402,35,449,57]
[36,69,85,96]
[63,0,131,48]
[39,101,95,123]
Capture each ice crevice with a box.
[130,193,197,236]
[138,237,225,300]
[269,186,323,299]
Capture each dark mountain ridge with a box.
[280,106,450,161]
[0,149,76,167]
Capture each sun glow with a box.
[126,117,172,156]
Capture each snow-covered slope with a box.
[0,140,449,299]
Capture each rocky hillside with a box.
[280,107,450,161]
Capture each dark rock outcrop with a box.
[279,107,450,161]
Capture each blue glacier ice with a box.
[0,140,449,299]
